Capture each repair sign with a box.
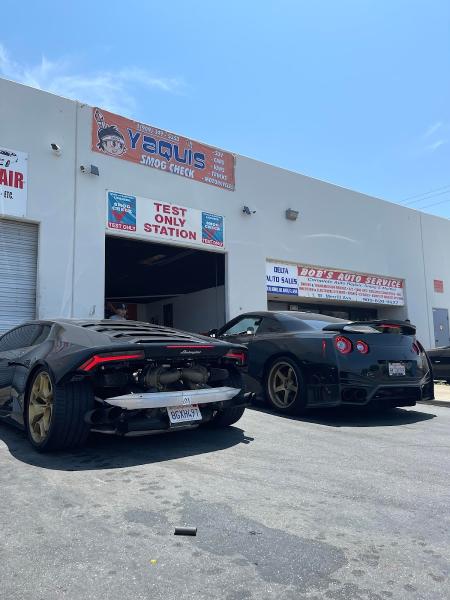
[93,108,235,191]
[297,265,404,305]
[106,191,225,249]
[267,261,405,305]
[0,145,28,217]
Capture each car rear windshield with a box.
[280,313,349,331]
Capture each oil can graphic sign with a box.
[107,192,136,231]
[106,192,225,249]
[93,108,235,191]
[0,145,28,217]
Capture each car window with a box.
[220,316,263,337]
[257,317,285,334]
[33,325,52,345]
[0,325,40,352]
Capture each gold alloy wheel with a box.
[268,361,299,409]
[28,372,54,443]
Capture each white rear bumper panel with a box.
[105,386,241,410]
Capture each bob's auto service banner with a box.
[267,261,405,306]
[106,191,225,249]
[92,108,235,191]
[0,145,28,217]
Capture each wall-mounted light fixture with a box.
[285,208,299,221]
[80,164,100,176]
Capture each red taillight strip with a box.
[166,345,215,349]
[224,350,247,365]
[80,352,144,372]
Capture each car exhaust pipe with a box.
[181,365,209,384]
[85,406,122,425]
[144,367,181,389]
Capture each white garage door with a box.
[0,219,38,334]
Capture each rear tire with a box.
[209,405,245,427]
[264,356,307,415]
[208,366,246,427]
[25,367,94,452]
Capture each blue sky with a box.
[1,1,450,217]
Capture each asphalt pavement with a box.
[0,402,449,600]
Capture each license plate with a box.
[167,404,202,424]
[388,362,406,376]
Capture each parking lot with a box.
[1,398,449,600]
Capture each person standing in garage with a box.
[107,303,128,320]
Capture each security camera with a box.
[50,143,61,156]
[80,164,100,176]
[242,205,256,215]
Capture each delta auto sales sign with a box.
[106,191,225,249]
[267,262,405,306]
[0,145,28,217]
[92,108,235,191]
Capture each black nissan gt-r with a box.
[210,311,434,414]
[0,319,249,452]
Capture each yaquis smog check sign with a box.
[106,191,225,249]
[92,108,235,191]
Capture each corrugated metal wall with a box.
[0,219,38,333]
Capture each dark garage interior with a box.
[104,235,225,332]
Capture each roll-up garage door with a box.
[0,219,38,333]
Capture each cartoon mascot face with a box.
[94,109,126,156]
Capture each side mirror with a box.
[246,327,255,335]
[208,329,218,338]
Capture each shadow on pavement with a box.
[250,402,437,428]
[0,421,254,471]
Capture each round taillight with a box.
[356,340,369,354]
[334,336,353,354]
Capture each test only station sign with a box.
[267,261,405,306]
[106,191,225,249]
[0,145,28,218]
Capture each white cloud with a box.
[0,44,184,116]
[424,121,443,138]
[425,139,447,152]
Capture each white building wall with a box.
[0,80,77,319]
[421,213,450,345]
[137,285,225,333]
[1,77,450,348]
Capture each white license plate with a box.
[388,362,406,376]
[167,404,202,424]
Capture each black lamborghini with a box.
[0,320,249,452]
[209,311,434,413]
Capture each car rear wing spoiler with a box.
[322,319,417,335]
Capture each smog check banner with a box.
[106,191,225,249]
[93,108,235,191]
